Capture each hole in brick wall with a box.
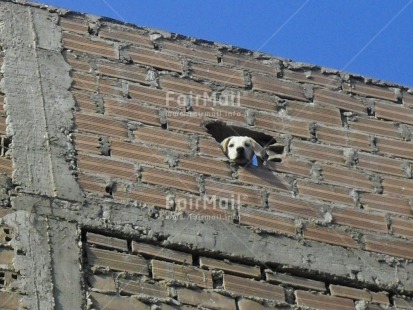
[98,137,111,156]
[203,120,284,166]
[0,136,11,156]
[217,56,222,63]
[11,273,17,280]
[161,122,168,130]
[367,106,375,117]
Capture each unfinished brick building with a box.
[0,0,412,309]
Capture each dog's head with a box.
[220,136,265,165]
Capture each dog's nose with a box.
[236,147,244,154]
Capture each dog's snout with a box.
[236,146,244,154]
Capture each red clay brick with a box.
[99,25,153,48]
[90,292,149,310]
[317,125,371,151]
[78,154,136,181]
[238,166,292,192]
[0,248,13,265]
[239,208,296,236]
[205,179,262,207]
[333,208,388,232]
[0,291,20,310]
[87,232,128,251]
[255,113,310,138]
[283,69,341,88]
[360,193,412,217]
[127,83,170,107]
[297,180,354,205]
[199,137,226,158]
[0,157,12,176]
[59,16,88,34]
[267,192,322,219]
[125,46,182,72]
[73,133,100,155]
[132,241,192,264]
[111,140,166,167]
[223,274,285,302]
[290,140,345,164]
[330,284,389,305]
[376,136,413,160]
[179,156,231,179]
[314,89,367,114]
[177,288,236,310]
[193,104,246,124]
[222,52,277,75]
[269,157,311,178]
[160,40,217,63]
[152,259,213,288]
[191,63,245,87]
[134,126,191,152]
[200,257,261,278]
[97,62,147,84]
[349,117,401,140]
[75,112,128,139]
[252,74,307,101]
[119,278,169,298]
[357,152,406,177]
[382,176,413,199]
[141,167,198,193]
[239,92,278,112]
[303,225,359,249]
[63,52,91,72]
[87,246,149,274]
[0,121,6,136]
[237,298,275,310]
[295,290,354,310]
[167,112,205,134]
[71,72,97,92]
[392,217,413,240]
[78,174,107,196]
[286,101,342,126]
[72,91,97,112]
[343,81,399,102]
[160,74,212,96]
[63,32,117,59]
[97,78,124,97]
[175,193,235,221]
[116,186,169,209]
[322,165,373,191]
[364,235,413,260]
[105,98,160,126]
[266,271,326,291]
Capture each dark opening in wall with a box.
[203,120,284,164]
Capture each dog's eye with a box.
[229,144,234,148]
[245,143,251,147]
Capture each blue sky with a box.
[40,0,413,87]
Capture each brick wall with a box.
[0,2,413,309]
[56,12,413,309]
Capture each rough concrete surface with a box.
[0,1,83,201]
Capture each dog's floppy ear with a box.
[220,137,232,155]
[249,138,265,159]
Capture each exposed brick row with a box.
[283,69,341,88]
[252,74,307,101]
